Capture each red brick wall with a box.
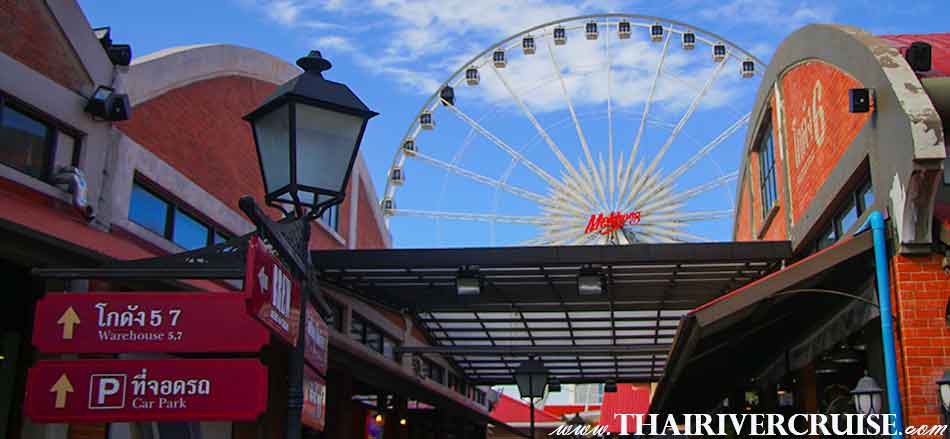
[118,75,372,250]
[0,0,91,93]
[735,181,752,241]
[892,254,950,433]
[780,61,870,223]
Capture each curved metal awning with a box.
[313,241,791,385]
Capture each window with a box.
[350,316,365,343]
[321,203,340,232]
[350,313,398,360]
[425,360,444,384]
[809,176,873,253]
[365,325,383,353]
[0,95,80,181]
[476,390,486,405]
[325,299,344,332]
[128,181,233,250]
[755,116,778,215]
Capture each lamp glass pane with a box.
[941,384,950,410]
[854,394,871,414]
[294,104,363,193]
[871,393,882,415]
[253,104,291,193]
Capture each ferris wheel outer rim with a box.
[383,13,763,241]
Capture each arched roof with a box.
[124,44,300,106]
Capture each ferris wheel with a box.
[381,14,765,247]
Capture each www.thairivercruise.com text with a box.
[549,413,949,436]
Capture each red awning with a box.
[600,384,650,433]
[490,394,561,424]
[544,404,600,418]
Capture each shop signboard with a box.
[301,366,326,432]
[24,359,267,422]
[245,235,301,346]
[31,292,269,353]
[303,302,329,374]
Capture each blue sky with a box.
[78,0,948,248]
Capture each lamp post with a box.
[938,370,950,439]
[514,357,549,439]
[243,50,377,439]
[851,374,884,416]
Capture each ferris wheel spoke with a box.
[643,56,728,177]
[618,25,674,207]
[662,69,748,119]
[442,101,598,212]
[488,67,584,185]
[412,152,549,205]
[442,102,558,186]
[663,112,750,183]
[631,229,680,243]
[545,42,609,209]
[605,18,616,209]
[390,209,556,225]
[633,224,712,242]
[641,209,733,223]
[639,171,738,214]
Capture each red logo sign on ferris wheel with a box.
[585,211,641,235]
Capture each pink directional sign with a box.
[245,236,301,346]
[302,366,326,432]
[304,302,328,375]
[31,292,269,353]
[24,359,267,422]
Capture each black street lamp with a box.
[938,370,950,439]
[244,50,377,219]
[243,50,376,439]
[851,374,884,416]
[514,357,549,438]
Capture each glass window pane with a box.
[322,204,339,232]
[365,325,382,353]
[837,199,858,234]
[129,184,169,236]
[53,131,77,171]
[383,337,396,361]
[0,105,51,178]
[213,232,227,244]
[350,317,364,343]
[817,225,836,250]
[172,209,209,250]
[860,183,874,212]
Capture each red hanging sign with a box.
[304,302,329,375]
[24,359,267,423]
[301,366,326,432]
[31,292,269,354]
[245,236,301,346]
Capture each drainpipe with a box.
[857,211,904,437]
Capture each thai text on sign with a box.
[31,293,269,353]
[24,359,267,422]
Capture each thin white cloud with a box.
[313,35,355,53]
[700,0,834,30]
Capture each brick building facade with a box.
[729,24,949,434]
